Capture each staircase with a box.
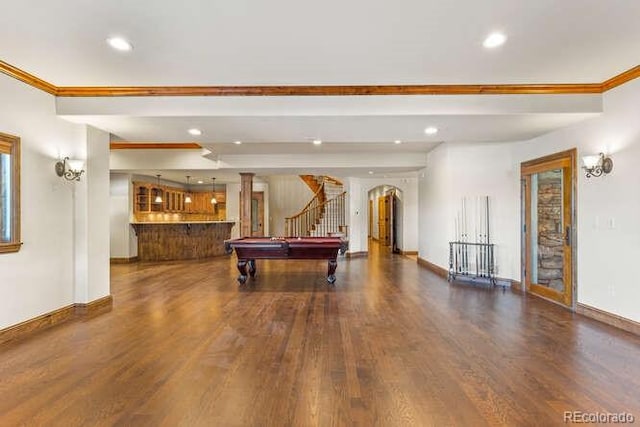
[285,175,347,237]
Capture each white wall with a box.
[418,78,640,323]
[84,126,111,302]
[0,74,84,329]
[346,177,419,254]
[418,145,453,267]
[225,179,269,238]
[73,126,111,303]
[368,186,383,240]
[226,183,240,238]
[109,173,137,258]
[344,178,364,253]
[514,79,640,322]
[267,175,313,236]
[430,143,520,280]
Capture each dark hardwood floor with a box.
[1,241,639,426]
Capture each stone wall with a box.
[536,171,564,291]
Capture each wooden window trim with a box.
[0,132,21,254]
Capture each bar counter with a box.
[131,221,235,262]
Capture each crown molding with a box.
[601,65,640,92]
[110,142,202,150]
[1,60,638,97]
[0,60,58,95]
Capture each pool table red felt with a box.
[224,237,348,284]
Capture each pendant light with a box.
[210,177,217,205]
[184,175,192,204]
[154,174,163,203]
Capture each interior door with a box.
[368,199,373,237]
[391,193,399,253]
[378,195,391,246]
[521,149,575,308]
[251,191,264,237]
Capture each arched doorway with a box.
[367,185,403,254]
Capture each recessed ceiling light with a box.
[234,140,242,145]
[394,140,402,144]
[368,171,374,175]
[424,127,439,135]
[483,32,507,48]
[197,180,203,184]
[188,128,202,136]
[313,139,322,145]
[107,37,133,51]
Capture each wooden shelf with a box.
[133,180,226,221]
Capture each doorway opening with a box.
[251,191,265,237]
[367,185,403,254]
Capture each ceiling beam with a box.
[110,142,202,150]
[1,60,638,97]
[54,83,602,97]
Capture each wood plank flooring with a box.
[1,242,639,426]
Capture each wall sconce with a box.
[582,153,613,178]
[55,157,85,181]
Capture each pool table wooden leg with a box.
[327,258,337,284]
[248,259,257,277]
[237,260,248,284]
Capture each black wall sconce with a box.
[582,153,613,178]
[55,157,85,181]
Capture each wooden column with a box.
[239,173,254,237]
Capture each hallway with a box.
[1,247,639,426]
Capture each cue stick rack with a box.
[448,196,497,286]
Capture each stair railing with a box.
[285,182,325,237]
[285,190,346,237]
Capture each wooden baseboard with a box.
[110,256,138,264]
[0,295,113,345]
[417,257,448,279]
[346,251,368,259]
[400,250,418,256]
[577,303,640,336]
[0,304,76,345]
[75,295,114,316]
[416,257,521,288]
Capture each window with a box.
[0,132,20,253]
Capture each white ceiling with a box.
[1,0,639,85]
[90,114,597,148]
[119,168,420,185]
[2,1,638,177]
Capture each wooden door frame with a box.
[521,148,577,309]
[378,194,391,246]
[251,191,265,237]
[385,193,392,246]
[368,199,373,238]
[377,196,384,242]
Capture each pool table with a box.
[224,237,348,284]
